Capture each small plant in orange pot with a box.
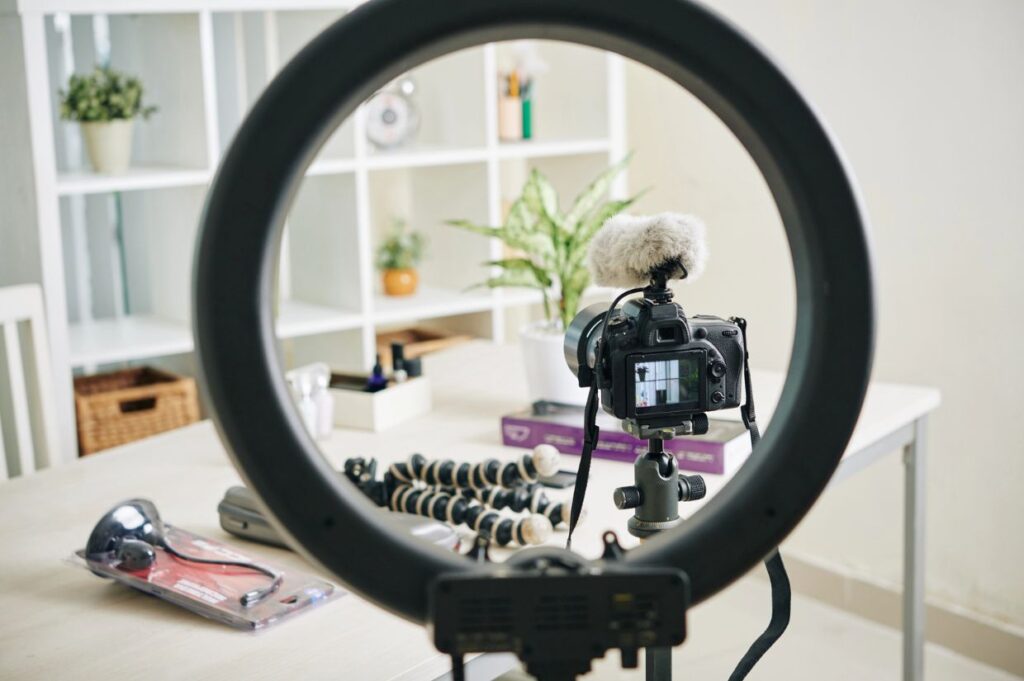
[376,218,426,296]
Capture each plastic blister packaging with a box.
[75,525,342,630]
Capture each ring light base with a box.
[430,537,689,681]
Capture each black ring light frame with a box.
[194,0,874,626]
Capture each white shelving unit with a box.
[5,0,628,455]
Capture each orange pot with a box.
[382,268,419,296]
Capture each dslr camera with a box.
[565,286,743,439]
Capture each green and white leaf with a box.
[501,198,557,265]
[564,153,632,229]
[467,270,546,291]
[447,153,640,326]
[445,219,501,239]
[565,196,641,269]
[558,265,592,329]
[483,258,553,288]
[522,169,562,228]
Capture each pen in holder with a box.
[498,71,533,142]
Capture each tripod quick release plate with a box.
[430,562,688,679]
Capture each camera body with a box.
[565,294,744,438]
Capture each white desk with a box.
[0,342,939,681]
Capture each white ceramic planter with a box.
[80,119,134,174]
[520,321,588,407]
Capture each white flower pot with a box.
[80,119,134,174]
[520,321,589,407]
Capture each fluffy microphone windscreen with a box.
[587,213,709,288]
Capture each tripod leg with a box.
[451,654,464,681]
[646,647,672,681]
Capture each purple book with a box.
[501,404,751,476]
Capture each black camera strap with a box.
[566,379,600,549]
[729,317,791,681]
[566,286,644,549]
[736,317,760,443]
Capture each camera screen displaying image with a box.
[633,355,701,411]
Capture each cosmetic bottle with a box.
[315,371,334,438]
[365,354,388,393]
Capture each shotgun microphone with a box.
[588,212,709,287]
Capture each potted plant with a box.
[59,66,157,174]
[448,155,640,405]
[376,218,426,296]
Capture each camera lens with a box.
[564,303,609,378]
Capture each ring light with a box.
[194,0,873,630]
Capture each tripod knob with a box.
[613,485,642,510]
[678,475,707,502]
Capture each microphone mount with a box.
[643,260,687,304]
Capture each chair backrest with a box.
[0,284,61,480]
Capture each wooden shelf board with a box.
[371,285,498,325]
[365,145,489,171]
[68,315,193,367]
[276,299,363,338]
[496,138,611,160]
[300,139,614,177]
[67,301,362,367]
[56,165,212,196]
[306,157,359,177]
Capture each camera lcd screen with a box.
[633,355,701,411]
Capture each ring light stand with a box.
[193,0,874,678]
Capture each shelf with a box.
[68,315,193,368]
[308,139,611,175]
[276,300,363,338]
[19,7,628,457]
[56,165,213,196]
[67,301,361,368]
[365,145,489,170]
[306,158,359,177]
[496,138,610,160]
[371,286,499,325]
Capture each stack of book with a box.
[501,404,751,476]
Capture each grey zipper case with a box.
[218,485,289,547]
[218,485,460,550]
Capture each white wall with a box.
[0,16,44,289]
[626,0,1024,629]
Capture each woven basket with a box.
[74,367,200,455]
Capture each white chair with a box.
[0,284,61,479]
